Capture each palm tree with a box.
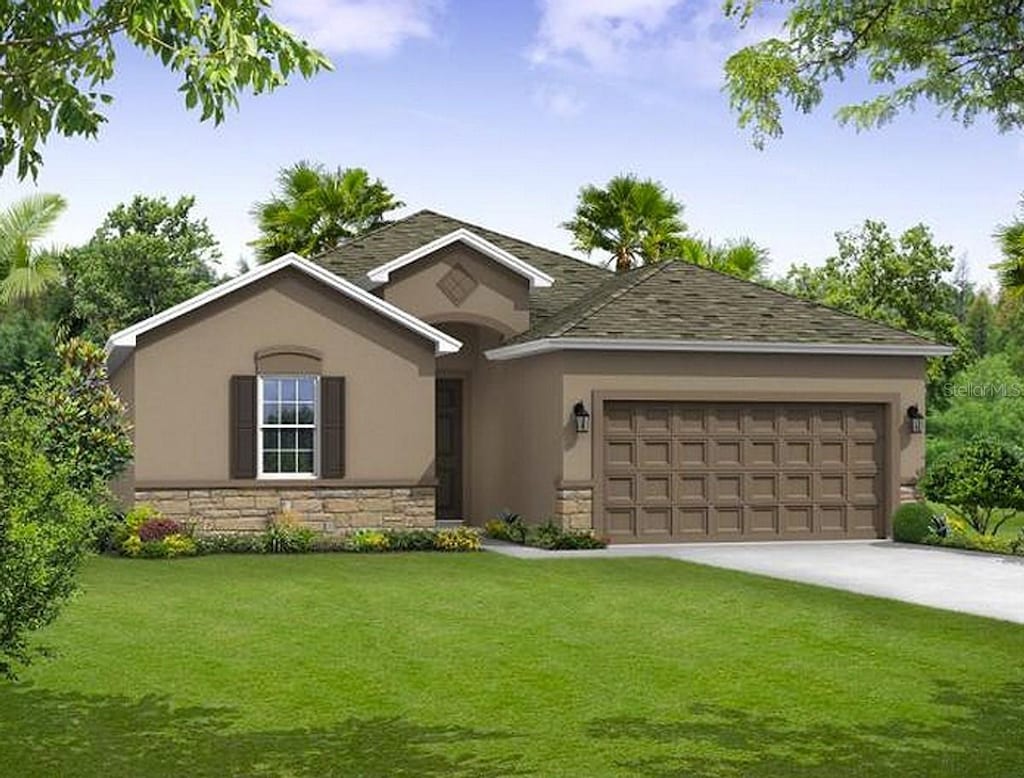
[994,201,1024,294]
[677,235,769,280]
[0,194,66,304]
[250,162,404,262]
[562,175,687,273]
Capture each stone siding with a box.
[553,487,594,531]
[899,481,920,504]
[134,486,435,534]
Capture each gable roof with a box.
[365,228,554,288]
[315,210,611,323]
[485,261,952,360]
[105,253,463,373]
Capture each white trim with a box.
[484,337,954,361]
[257,375,320,480]
[105,252,462,372]
[364,228,554,289]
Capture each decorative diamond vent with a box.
[436,263,478,306]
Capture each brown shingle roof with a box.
[315,209,944,350]
[504,260,941,348]
[315,209,611,324]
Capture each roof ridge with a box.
[308,209,433,261]
[418,208,611,274]
[673,259,941,346]
[548,262,667,338]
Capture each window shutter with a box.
[230,375,257,479]
[321,376,345,478]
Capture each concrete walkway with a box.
[484,539,1024,624]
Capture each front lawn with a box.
[3,554,1023,777]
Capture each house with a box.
[106,210,951,543]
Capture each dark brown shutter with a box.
[321,376,345,478]
[230,375,257,479]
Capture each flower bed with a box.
[484,511,608,550]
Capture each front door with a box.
[435,378,464,520]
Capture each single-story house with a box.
[106,210,951,542]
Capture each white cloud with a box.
[529,0,782,88]
[534,84,585,117]
[274,0,445,56]
[529,0,684,73]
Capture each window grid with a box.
[258,376,318,478]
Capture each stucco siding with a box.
[383,244,531,336]
[128,267,436,486]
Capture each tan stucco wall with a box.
[382,245,531,337]
[121,267,437,486]
[558,351,928,487]
[108,352,135,507]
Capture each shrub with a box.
[432,527,481,552]
[347,529,391,553]
[194,533,265,555]
[262,521,316,553]
[920,439,1024,535]
[484,519,510,540]
[924,531,1017,556]
[138,518,183,542]
[526,521,608,550]
[387,529,436,551]
[892,502,936,543]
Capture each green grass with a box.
[3,553,1023,777]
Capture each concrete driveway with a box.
[486,539,1024,624]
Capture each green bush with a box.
[892,502,937,543]
[924,531,1018,556]
[526,521,608,550]
[921,439,1024,535]
[387,529,437,551]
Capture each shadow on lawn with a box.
[0,686,526,777]
[587,680,1024,777]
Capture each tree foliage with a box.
[60,195,219,342]
[677,235,769,280]
[563,174,687,273]
[251,162,404,262]
[993,198,1024,295]
[780,220,968,400]
[0,338,131,677]
[921,437,1024,535]
[0,193,65,304]
[0,1,331,178]
[724,0,1024,147]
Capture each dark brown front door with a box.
[436,378,463,520]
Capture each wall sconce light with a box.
[906,405,924,434]
[572,401,591,434]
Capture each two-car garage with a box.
[599,400,889,542]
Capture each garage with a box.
[600,401,887,542]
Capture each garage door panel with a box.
[679,440,708,466]
[605,440,635,468]
[782,505,813,533]
[711,440,741,467]
[641,474,671,502]
[677,474,707,502]
[640,439,672,468]
[605,475,635,502]
[748,507,778,534]
[638,405,672,433]
[639,507,671,534]
[746,440,777,467]
[713,508,743,535]
[602,401,887,542]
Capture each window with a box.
[258,376,318,477]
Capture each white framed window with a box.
[258,375,319,478]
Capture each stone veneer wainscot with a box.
[134,486,436,534]
[553,487,594,531]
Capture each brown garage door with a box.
[601,402,886,542]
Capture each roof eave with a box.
[364,228,555,289]
[104,253,462,373]
[484,337,953,361]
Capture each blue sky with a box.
[1,0,1021,285]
